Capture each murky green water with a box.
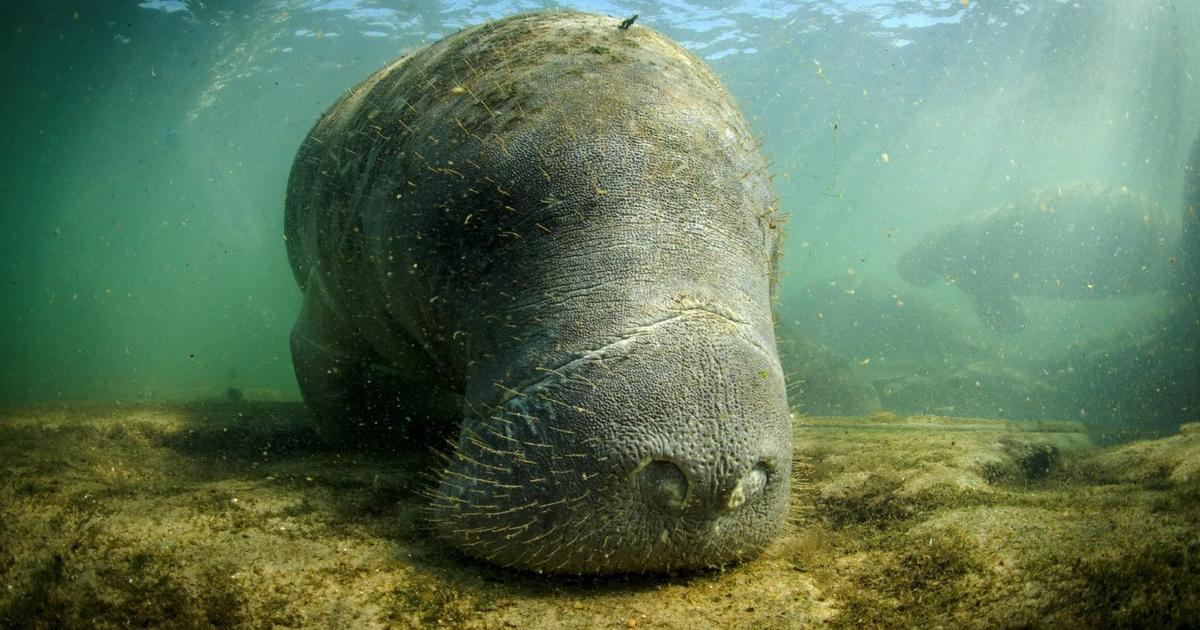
[2,2,1198,626]
[3,1,1196,432]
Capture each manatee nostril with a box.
[726,460,771,511]
[636,459,689,511]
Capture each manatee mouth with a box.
[427,310,792,574]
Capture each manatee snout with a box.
[431,312,791,574]
[632,452,774,515]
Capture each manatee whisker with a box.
[484,428,521,444]
[450,450,509,474]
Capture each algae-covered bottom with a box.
[1,402,1197,628]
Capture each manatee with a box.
[897,182,1176,332]
[1045,132,1200,427]
[1183,132,1200,294]
[283,11,791,574]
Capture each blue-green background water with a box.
[2,1,1197,424]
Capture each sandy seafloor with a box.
[1,401,1197,628]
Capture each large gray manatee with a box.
[284,11,791,574]
[897,182,1176,332]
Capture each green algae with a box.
[1,403,1197,628]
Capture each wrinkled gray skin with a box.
[284,11,791,574]
[897,182,1176,332]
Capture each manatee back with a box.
[284,11,782,386]
[898,182,1173,299]
[1012,183,1174,298]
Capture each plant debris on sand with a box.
[0,403,1197,628]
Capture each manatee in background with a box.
[284,12,791,574]
[1036,133,1200,429]
[897,182,1175,332]
[1183,132,1200,294]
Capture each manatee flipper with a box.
[290,274,459,448]
[966,289,1027,333]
